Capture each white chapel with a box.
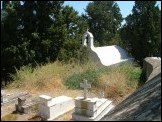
[82,30,134,66]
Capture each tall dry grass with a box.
[7,61,142,103]
[97,63,141,104]
[8,60,98,94]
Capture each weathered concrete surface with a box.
[15,96,38,114]
[143,57,161,81]
[101,57,161,121]
[1,91,30,117]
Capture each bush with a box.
[64,69,101,89]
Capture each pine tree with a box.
[84,1,122,46]
[1,1,65,82]
[120,1,161,66]
[57,5,88,62]
[1,1,88,85]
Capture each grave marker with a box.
[80,79,91,99]
[72,79,114,121]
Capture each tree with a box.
[84,1,122,46]
[57,5,88,62]
[1,1,89,85]
[22,1,64,63]
[1,1,30,83]
[120,1,161,66]
[1,1,64,83]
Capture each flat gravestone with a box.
[38,95,75,121]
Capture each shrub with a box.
[64,69,101,89]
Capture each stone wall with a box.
[100,57,161,121]
[143,57,161,81]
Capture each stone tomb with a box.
[72,80,114,121]
[38,95,75,121]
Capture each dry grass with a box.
[7,61,98,94]
[98,71,137,104]
[2,61,143,121]
[7,61,141,105]
[1,114,17,121]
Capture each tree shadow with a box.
[11,110,24,115]
[138,69,146,87]
[28,115,42,121]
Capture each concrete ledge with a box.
[143,57,161,81]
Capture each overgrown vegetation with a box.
[6,61,144,104]
[64,69,101,89]
[7,61,96,89]
[98,63,142,101]
[64,62,142,92]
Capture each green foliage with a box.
[64,69,100,89]
[117,63,142,88]
[57,5,88,62]
[78,46,90,64]
[120,1,161,66]
[84,1,123,46]
[64,62,142,89]
[6,60,143,96]
[1,1,88,84]
[139,70,147,86]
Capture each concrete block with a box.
[22,103,38,114]
[39,95,52,106]
[75,97,97,111]
[38,95,75,121]
[75,99,112,117]
[73,98,114,121]
[73,101,114,121]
